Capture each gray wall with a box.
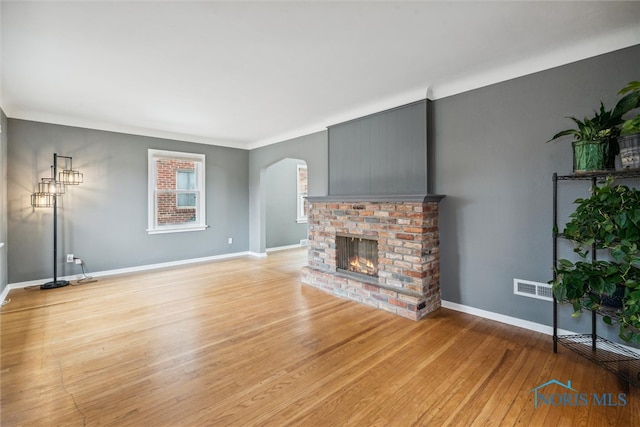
[7,120,249,283]
[265,158,308,249]
[0,109,7,294]
[249,130,328,254]
[433,45,640,341]
[328,100,428,196]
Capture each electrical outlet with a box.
[67,254,74,263]
[75,258,82,265]
[228,237,233,245]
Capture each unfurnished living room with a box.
[1,1,640,426]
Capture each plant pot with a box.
[618,133,640,170]
[572,139,616,173]
[600,284,625,309]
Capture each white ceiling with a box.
[2,1,639,149]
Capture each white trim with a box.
[3,111,250,150]
[4,34,637,152]
[2,250,255,298]
[247,251,267,258]
[266,243,303,253]
[296,164,308,223]
[431,27,640,101]
[147,225,209,235]
[249,31,640,150]
[441,300,640,356]
[0,285,11,305]
[441,300,558,336]
[147,149,206,161]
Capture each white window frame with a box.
[176,169,197,209]
[296,164,308,223]
[148,149,208,234]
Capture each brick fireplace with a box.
[301,195,444,320]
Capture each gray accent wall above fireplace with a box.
[328,100,430,196]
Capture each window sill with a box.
[147,225,209,235]
[296,219,308,224]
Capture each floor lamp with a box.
[31,153,83,290]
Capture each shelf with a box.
[556,169,640,180]
[553,171,640,387]
[556,334,640,387]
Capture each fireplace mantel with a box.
[306,194,445,203]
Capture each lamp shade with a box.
[31,191,54,208]
[59,169,83,185]
[43,177,65,195]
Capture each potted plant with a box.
[552,177,640,343]
[548,102,620,173]
[616,81,640,169]
[548,83,640,173]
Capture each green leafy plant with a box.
[547,80,640,142]
[554,260,632,313]
[547,102,621,143]
[620,117,640,136]
[617,81,640,136]
[552,177,640,343]
[563,177,640,251]
[547,102,627,172]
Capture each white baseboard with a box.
[441,300,640,355]
[266,243,303,253]
[0,285,11,305]
[2,250,256,299]
[441,300,563,335]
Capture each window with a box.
[176,170,196,208]
[296,164,308,223]
[148,149,207,234]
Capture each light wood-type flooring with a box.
[1,249,638,426]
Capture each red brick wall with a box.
[301,200,441,320]
[155,159,196,225]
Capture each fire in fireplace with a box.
[336,234,378,277]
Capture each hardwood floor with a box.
[1,249,638,426]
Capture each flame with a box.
[349,256,376,275]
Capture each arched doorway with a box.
[264,158,308,252]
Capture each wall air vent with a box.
[513,278,553,301]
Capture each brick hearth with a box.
[301,195,444,320]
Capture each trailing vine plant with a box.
[552,177,640,343]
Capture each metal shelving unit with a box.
[552,169,640,387]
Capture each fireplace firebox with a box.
[336,234,378,277]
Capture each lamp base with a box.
[40,280,70,290]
